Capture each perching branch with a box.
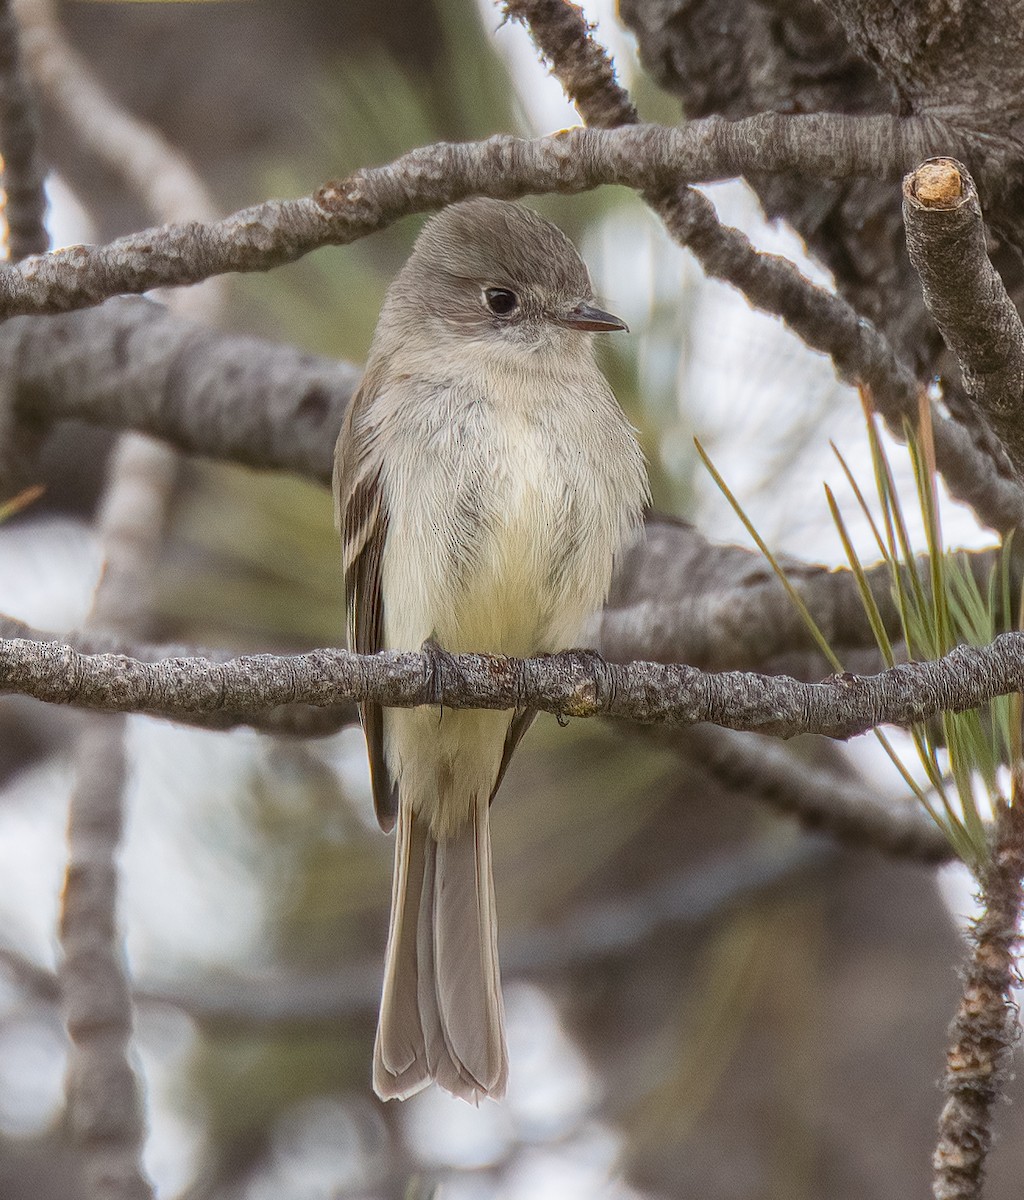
[4,632,1024,743]
[904,158,1024,484]
[0,116,957,320]
[8,524,1010,745]
[0,0,47,260]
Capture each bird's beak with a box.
[553,302,629,333]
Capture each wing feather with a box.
[335,380,398,831]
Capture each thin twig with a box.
[4,633,1024,742]
[904,158,1024,483]
[933,792,1024,1199]
[0,0,47,259]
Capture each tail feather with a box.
[373,797,508,1102]
[434,800,507,1095]
[373,811,427,1094]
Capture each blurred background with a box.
[0,0,1019,1197]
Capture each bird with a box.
[334,197,649,1102]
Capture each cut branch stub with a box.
[904,157,1024,483]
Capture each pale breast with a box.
[380,373,647,657]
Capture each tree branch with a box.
[0,0,47,260]
[3,632,1024,745]
[933,792,1024,1200]
[59,719,152,1200]
[0,613,357,736]
[904,158,1024,483]
[655,724,953,862]
[503,0,639,128]
[1,297,360,484]
[0,115,958,320]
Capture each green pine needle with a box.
[698,393,1017,875]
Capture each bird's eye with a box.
[484,287,519,316]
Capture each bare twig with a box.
[0,0,47,259]
[933,793,1024,1199]
[0,115,956,320]
[4,632,1024,745]
[904,158,1024,482]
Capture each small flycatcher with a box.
[335,198,649,1102]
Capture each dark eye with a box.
[484,287,519,316]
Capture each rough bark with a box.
[3,631,1024,742]
[903,159,1024,483]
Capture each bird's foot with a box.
[421,637,462,708]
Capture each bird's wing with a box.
[334,371,398,832]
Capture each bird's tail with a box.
[373,793,508,1102]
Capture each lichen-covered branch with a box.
[0,613,356,736]
[932,794,1024,1199]
[904,158,1024,484]
[4,632,1024,743]
[0,115,957,320]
